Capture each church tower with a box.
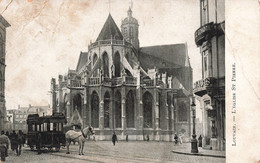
[121,7,139,50]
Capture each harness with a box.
[81,129,87,139]
[69,128,91,141]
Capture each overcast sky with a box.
[1,0,201,109]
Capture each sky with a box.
[0,0,201,110]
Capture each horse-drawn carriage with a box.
[26,112,67,151]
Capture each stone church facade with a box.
[51,8,193,141]
[0,16,10,131]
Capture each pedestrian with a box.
[112,132,118,146]
[198,135,202,147]
[146,135,149,142]
[5,131,10,139]
[174,134,178,145]
[178,133,183,144]
[0,133,9,161]
[17,130,24,156]
[36,133,42,154]
[10,130,19,155]
[126,134,128,142]
[0,132,10,161]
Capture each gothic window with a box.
[73,94,82,115]
[143,91,153,128]
[91,91,99,128]
[93,53,98,77]
[102,52,109,77]
[159,92,162,128]
[114,52,121,77]
[126,90,135,128]
[115,91,122,128]
[167,93,172,130]
[104,92,110,128]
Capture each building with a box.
[6,105,51,133]
[51,7,193,141]
[193,0,225,150]
[0,16,10,131]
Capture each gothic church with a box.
[51,8,193,141]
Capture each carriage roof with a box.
[27,112,67,124]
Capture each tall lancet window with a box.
[102,52,109,77]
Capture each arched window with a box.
[91,91,99,128]
[93,53,98,64]
[126,90,135,128]
[115,91,122,128]
[102,52,109,77]
[73,94,82,115]
[93,53,98,77]
[114,52,121,77]
[104,91,110,128]
[167,93,172,130]
[158,92,163,128]
[143,92,153,128]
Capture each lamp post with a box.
[191,101,198,153]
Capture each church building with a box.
[50,8,193,141]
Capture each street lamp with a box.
[191,101,198,153]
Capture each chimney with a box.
[29,104,31,108]
[18,105,20,109]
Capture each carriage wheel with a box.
[55,147,60,152]
[48,147,53,152]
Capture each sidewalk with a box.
[171,143,226,158]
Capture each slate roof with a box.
[96,14,123,41]
[76,52,88,71]
[139,44,190,70]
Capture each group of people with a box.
[0,130,25,157]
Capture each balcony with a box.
[195,22,225,46]
[88,39,132,50]
[69,80,82,88]
[193,77,216,97]
[88,77,100,86]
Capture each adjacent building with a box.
[193,0,225,150]
[6,105,51,133]
[0,16,10,132]
[51,8,193,141]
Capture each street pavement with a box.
[3,141,225,163]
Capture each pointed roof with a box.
[96,14,123,41]
[76,52,88,71]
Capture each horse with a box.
[65,126,94,155]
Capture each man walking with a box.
[0,131,9,161]
[112,132,118,146]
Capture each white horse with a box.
[65,126,94,155]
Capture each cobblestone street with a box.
[3,141,225,163]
